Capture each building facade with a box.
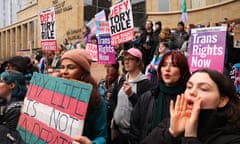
[0,0,24,28]
[0,0,239,61]
[0,0,84,61]
[146,0,240,28]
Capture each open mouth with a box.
[187,99,194,109]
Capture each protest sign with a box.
[39,7,57,51]
[229,63,240,94]
[95,10,106,21]
[188,26,227,73]
[96,21,110,35]
[109,0,134,45]
[97,34,116,64]
[234,24,240,48]
[17,73,92,144]
[86,43,98,61]
[86,19,96,35]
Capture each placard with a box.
[109,0,134,45]
[39,7,57,51]
[97,35,116,64]
[86,43,98,61]
[188,26,227,73]
[17,73,92,143]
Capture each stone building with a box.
[0,0,239,61]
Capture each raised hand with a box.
[169,94,190,137]
[72,136,92,144]
[123,81,133,96]
[184,97,201,137]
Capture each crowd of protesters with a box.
[0,18,240,144]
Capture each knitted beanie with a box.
[61,49,92,73]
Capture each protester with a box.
[0,70,27,143]
[51,50,62,68]
[145,41,169,85]
[139,20,156,71]
[24,57,39,74]
[82,25,92,45]
[60,38,71,51]
[35,52,42,63]
[59,49,108,144]
[141,68,240,144]
[0,61,8,74]
[98,62,120,144]
[99,63,120,109]
[170,21,189,50]
[91,35,97,45]
[23,57,39,84]
[133,26,146,48]
[109,48,152,144]
[159,27,171,42]
[129,50,191,144]
[153,21,162,42]
[38,53,47,74]
[5,56,28,74]
[181,24,196,58]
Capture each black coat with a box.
[129,84,185,144]
[141,109,240,144]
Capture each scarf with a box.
[152,80,185,128]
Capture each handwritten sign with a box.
[39,7,57,51]
[188,26,227,73]
[109,0,134,45]
[86,44,98,61]
[97,35,116,64]
[17,73,92,143]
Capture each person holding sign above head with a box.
[129,50,190,144]
[141,68,240,144]
[60,49,108,144]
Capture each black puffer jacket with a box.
[141,109,240,144]
[0,98,25,144]
[129,81,186,144]
[129,86,159,144]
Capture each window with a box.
[158,0,169,12]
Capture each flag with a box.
[95,10,106,21]
[181,0,188,23]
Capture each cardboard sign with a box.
[86,43,98,61]
[109,0,134,45]
[17,73,92,143]
[39,7,57,51]
[97,34,116,64]
[188,26,227,73]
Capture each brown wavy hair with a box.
[79,70,101,113]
